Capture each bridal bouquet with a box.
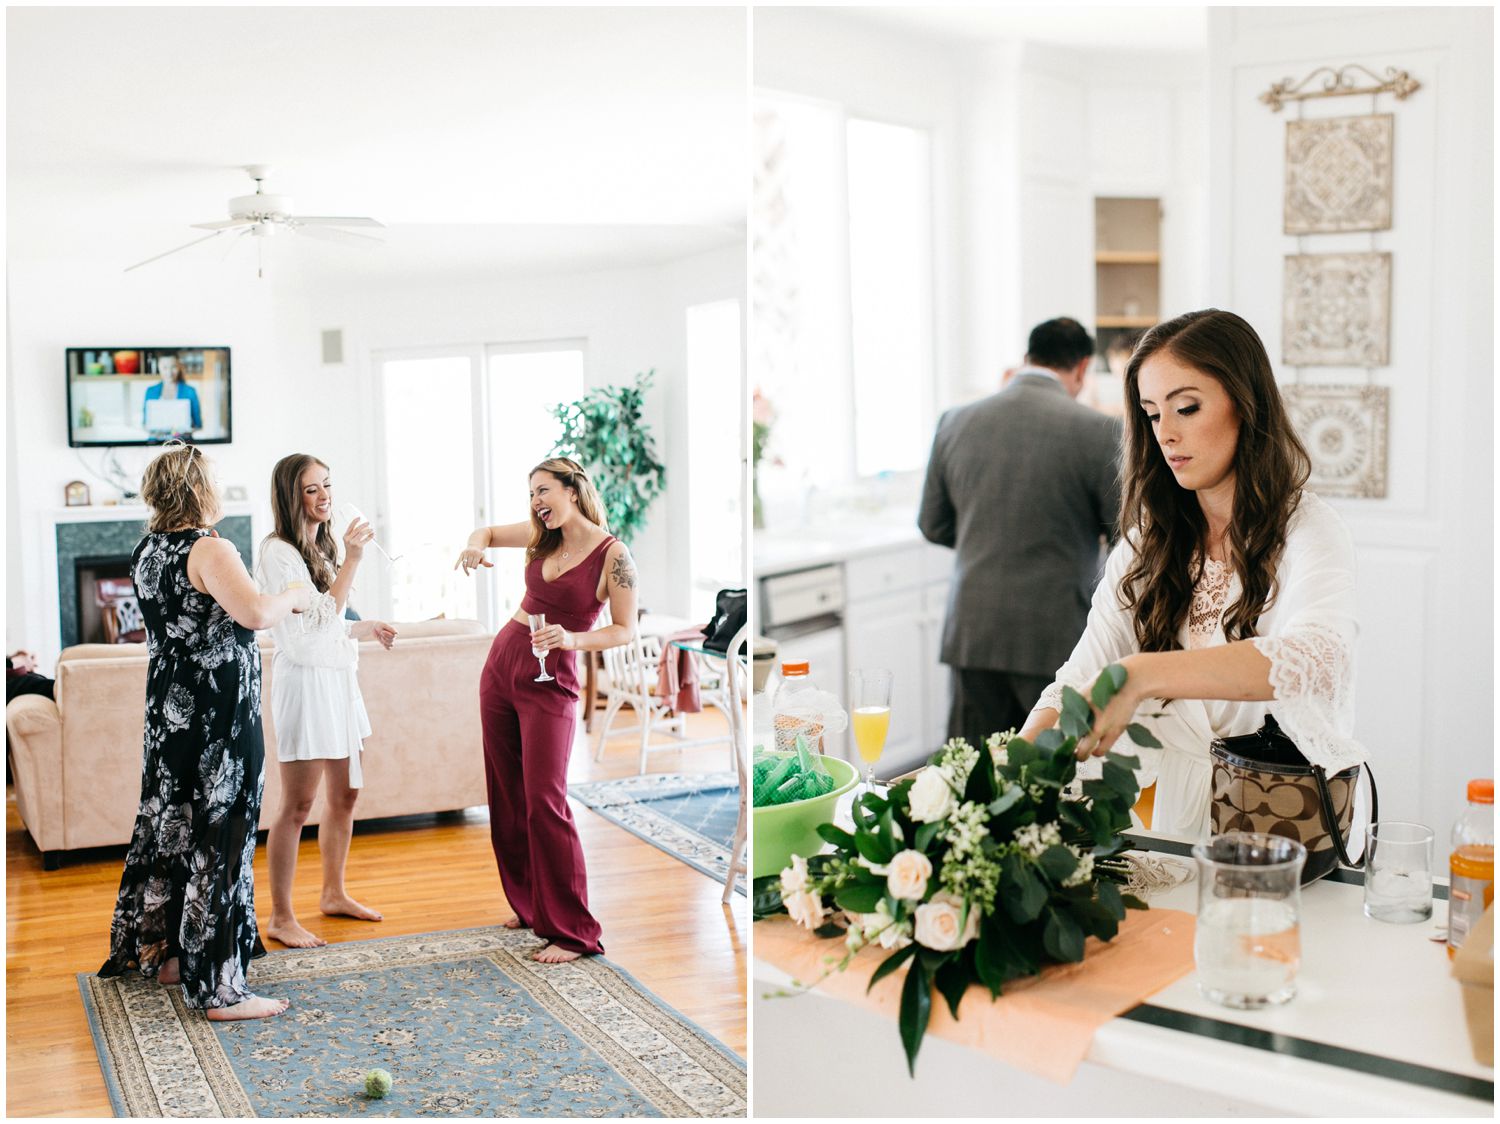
[754,665,1161,1073]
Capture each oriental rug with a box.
[569,772,745,896]
[79,926,746,1117]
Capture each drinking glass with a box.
[849,668,893,794]
[527,613,555,683]
[1363,821,1435,923]
[1192,832,1306,1009]
[336,502,401,563]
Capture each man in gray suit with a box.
[919,317,1123,746]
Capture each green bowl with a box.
[751,753,859,879]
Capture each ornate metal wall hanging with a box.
[1260,65,1421,113]
[1282,384,1390,499]
[1283,252,1392,367]
[1284,114,1394,235]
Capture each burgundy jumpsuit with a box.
[479,536,614,955]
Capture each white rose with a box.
[913,892,980,952]
[855,901,913,950]
[885,849,933,902]
[908,767,957,823]
[780,853,809,897]
[784,890,826,930]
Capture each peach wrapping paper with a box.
[756,907,1197,1083]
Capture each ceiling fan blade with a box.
[123,230,224,273]
[292,224,384,247]
[191,219,254,231]
[291,216,384,228]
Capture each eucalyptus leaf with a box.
[1125,722,1163,749]
[1037,844,1079,884]
[1000,855,1048,923]
[1095,877,1124,921]
[1043,909,1086,962]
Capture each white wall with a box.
[7,242,743,663]
[1207,6,1494,844]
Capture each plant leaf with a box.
[1125,722,1163,749]
[752,876,784,920]
[934,955,970,1021]
[1059,686,1093,739]
[899,953,932,1076]
[1037,844,1079,884]
[1043,909,1086,962]
[816,823,856,849]
[1000,854,1048,923]
[914,821,942,851]
[834,882,886,915]
[866,942,917,993]
[1122,893,1150,911]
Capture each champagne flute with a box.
[336,502,402,563]
[850,668,893,794]
[528,613,555,683]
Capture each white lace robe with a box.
[1033,491,1364,839]
[255,538,371,786]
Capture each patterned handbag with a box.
[1209,715,1378,884]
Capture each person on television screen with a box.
[143,356,202,432]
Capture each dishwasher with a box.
[758,564,848,761]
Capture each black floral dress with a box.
[98,528,267,1009]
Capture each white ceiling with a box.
[7,6,747,276]
[843,5,1208,53]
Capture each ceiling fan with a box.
[125,164,385,276]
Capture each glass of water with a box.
[1363,821,1434,924]
[1192,832,1306,1009]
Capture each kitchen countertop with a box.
[753,514,934,578]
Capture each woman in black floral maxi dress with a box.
[99,444,308,1020]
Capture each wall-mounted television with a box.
[66,347,232,447]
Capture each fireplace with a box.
[54,514,254,649]
[75,556,139,645]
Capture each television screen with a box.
[67,347,232,447]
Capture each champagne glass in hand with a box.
[337,503,401,563]
[527,613,555,683]
[850,668,893,795]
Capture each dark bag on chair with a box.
[701,589,747,655]
[1209,715,1377,885]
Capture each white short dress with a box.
[1032,492,1365,841]
[255,538,372,787]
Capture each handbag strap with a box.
[1312,762,1379,869]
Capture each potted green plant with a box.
[549,370,667,547]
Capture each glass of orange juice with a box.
[850,668,893,794]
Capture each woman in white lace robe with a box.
[255,455,396,948]
[1021,310,1363,840]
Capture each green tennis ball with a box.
[364,1069,394,1099]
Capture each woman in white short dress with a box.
[1021,310,1364,841]
[256,454,397,948]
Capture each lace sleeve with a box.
[1249,496,1365,773]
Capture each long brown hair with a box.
[266,453,338,593]
[525,457,609,564]
[142,441,219,532]
[1119,309,1310,651]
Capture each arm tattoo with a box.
[610,554,638,590]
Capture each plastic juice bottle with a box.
[1448,778,1494,958]
[771,661,824,755]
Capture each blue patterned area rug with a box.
[569,772,744,896]
[78,927,746,1117]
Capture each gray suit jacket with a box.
[918,372,1123,676]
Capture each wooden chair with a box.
[721,623,750,905]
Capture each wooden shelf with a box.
[1095,251,1160,265]
[1097,315,1158,329]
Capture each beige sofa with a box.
[6,619,493,869]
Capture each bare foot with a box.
[158,957,180,985]
[206,995,289,1021]
[320,895,383,922]
[266,918,327,948]
[502,917,525,930]
[533,944,583,964]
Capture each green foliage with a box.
[549,370,666,547]
[756,663,1154,1076]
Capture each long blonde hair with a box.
[525,458,609,563]
[265,453,338,593]
[141,442,219,532]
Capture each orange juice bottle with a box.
[1448,778,1494,958]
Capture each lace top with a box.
[1034,492,1364,774]
[255,538,358,669]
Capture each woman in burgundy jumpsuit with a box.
[456,458,638,962]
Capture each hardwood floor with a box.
[6,706,746,1117]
